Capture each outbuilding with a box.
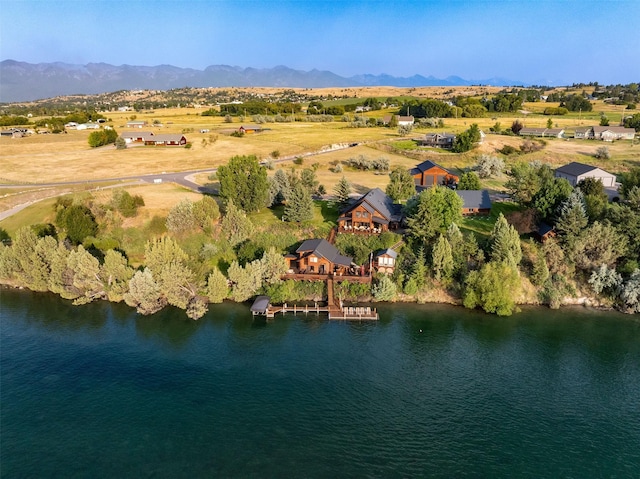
[554,162,617,187]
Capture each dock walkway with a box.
[251,289,378,321]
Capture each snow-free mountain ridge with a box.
[0,60,526,102]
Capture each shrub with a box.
[458,172,481,190]
[543,107,568,115]
[476,154,505,178]
[88,129,117,147]
[111,189,144,217]
[520,139,544,154]
[498,144,519,156]
[594,146,610,160]
[372,276,397,301]
[115,136,127,149]
[345,155,389,172]
[398,124,413,135]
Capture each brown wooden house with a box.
[337,188,402,234]
[456,190,492,215]
[285,239,354,276]
[410,160,459,188]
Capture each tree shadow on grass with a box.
[351,183,370,195]
[318,200,339,223]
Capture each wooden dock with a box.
[251,289,378,321]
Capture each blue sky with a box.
[1,0,639,85]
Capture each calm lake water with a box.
[1,288,640,478]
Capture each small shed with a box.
[238,125,264,134]
[537,223,556,242]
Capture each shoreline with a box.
[0,281,622,317]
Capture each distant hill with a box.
[0,60,526,103]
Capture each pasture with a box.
[1,88,638,234]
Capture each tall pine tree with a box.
[283,183,314,223]
[334,176,351,207]
[490,213,522,267]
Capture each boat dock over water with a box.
[251,295,379,321]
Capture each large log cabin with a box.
[285,239,354,276]
[337,188,402,234]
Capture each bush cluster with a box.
[345,154,390,172]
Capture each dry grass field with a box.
[1,87,638,232]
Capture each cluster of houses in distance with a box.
[418,124,635,148]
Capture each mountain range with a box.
[0,60,526,103]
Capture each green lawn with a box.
[0,197,58,235]
[248,200,339,230]
[460,201,523,238]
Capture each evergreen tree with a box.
[221,199,255,247]
[334,176,351,207]
[531,252,550,287]
[410,247,428,289]
[573,221,628,271]
[490,213,522,267]
[66,245,104,304]
[259,247,287,285]
[432,234,454,282]
[555,189,588,244]
[100,249,133,302]
[300,168,319,194]
[143,237,199,311]
[9,227,49,290]
[228,260,263,302]
[124,268,167,315]
[588,264,622,295]
[144,236,189,275]
[268,169,291,206]
[283,183,314,223]
[505,162,542,205]
[619,269,640,313]
[166,199,196,234]
[206,268,229,303]
[47,241,73,298]
[192,195,220,229]
[446,223,467,277]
